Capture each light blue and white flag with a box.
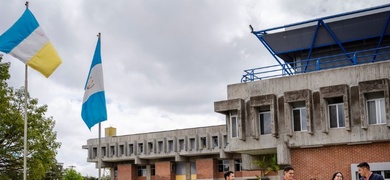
[81,34,107,129]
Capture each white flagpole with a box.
[98,123,102,180]
[23,4,29,180]
[97,32,102,180]
[23,64,28,180]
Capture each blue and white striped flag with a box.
[81,34,107,129]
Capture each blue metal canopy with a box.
[244,3,390,82]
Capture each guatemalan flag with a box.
[0,7,61,78]
[81,34,107,129]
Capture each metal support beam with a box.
[373,12,390,62]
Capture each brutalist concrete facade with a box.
[83,60,390,180]
[214,60,390,179]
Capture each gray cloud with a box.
[1,0,389,177]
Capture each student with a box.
[224,171,235,180]
[357,162,384,180]
[331,172,344,180]
[283,166,295,180]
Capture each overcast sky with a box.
[0,0,389,177]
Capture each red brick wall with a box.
[117,164,136,180]
[196,158,217,179]
[136,176,146,180]
[291,142,390,180]
[155,161,174,180]
[237,170,263,178]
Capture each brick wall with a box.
[291,142,390,180]
[117,164,136,180]
[196,158,217,179]
[155,161,174,180]
[236,170,263,179]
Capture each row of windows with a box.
[135,160,241,177]
[90,135,228,158]
[229,92,387,138]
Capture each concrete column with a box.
[277,141,291,165]
[146,165,151,180]
[241,154,259,170]
[186,162,191,180]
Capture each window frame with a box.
[137,165,147,177]
[366,98,386,125]
[230,111,239,138]
[258,111,271,135]
[217,160,230,172]
[328,102,345,128]
[292,106,307,132]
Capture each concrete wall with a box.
[218,61,390,148]
[84,125,227,164]
[213,60,390,169]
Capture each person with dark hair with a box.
[283,166,295,180]
[332,172,343,180]
[224,171,235,180]
[357,162,384,180]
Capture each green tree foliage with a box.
[254,154,280,179]
[44,161,64,180]
[0,61,61,179]
[63,168,83,180]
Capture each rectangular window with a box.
[151,165,155,176]
[223,135,227,147]
[189,138,195,150]
[119,145,124,156]
[259,111,271,134]
[200,137,206,149]
[384,170,390,178]
[129,144,134,155]
[328,97,345,128]
[293,102,307,131]
[148,142,153,154]
[329,103,345,128]
[138,143,143,154]
[230,111,239,138]
[367,98,386,125]
[218,160,230,172]
[234,159,242,171]
[92,147,97,158]
[168,140,173,152]
[101,147,106,157]
[110,146,115,157]
[212,136,218,148]
[179,139,184,151]
[137,166,146,176]
[158,141,163,153]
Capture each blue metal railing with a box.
[241,46,390,82]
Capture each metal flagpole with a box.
[23,3,30,180]
[97,32,102,180]
[98,123,102,180]
[23,64,28,180]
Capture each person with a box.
[224,171,235,180]
[357,162,384,180]
[283,166,295,180]
[332,172,344,180]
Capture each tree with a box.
[63,168,83,180]
[0,60,61,179]
[44,161,64,180]
[254,154,280,180]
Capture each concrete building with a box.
[84,4,390,180]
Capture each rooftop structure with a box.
[242,3,390,82]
